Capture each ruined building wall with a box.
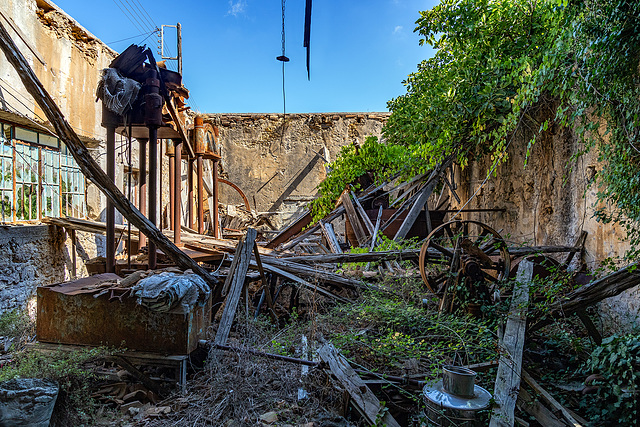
[203,113,389,228]
[453,120,636,331]
[0,0,115,312]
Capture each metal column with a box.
[143,70,163,269]
[194,116,205,234]
[187,158,194,229]
[106,124,116,273]
[138,138,148,249]
[212,159,220,238]
[167,140,175,231]
[173,138,182,246]
[148,129,158,269]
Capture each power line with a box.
[112,0,145,34]
[123,0,154,34]
[106,30,157,45]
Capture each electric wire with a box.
[123,0,154,33]
[106,30,157,46]
[112,0,145,34]
[0,79,105,140]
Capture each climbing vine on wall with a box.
[310,136,411,222]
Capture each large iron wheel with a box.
[418,220,510,311]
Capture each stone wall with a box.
[0,226,66,312]
[203,112,389,228]
[453,120,637,331]
[0,0,115,313]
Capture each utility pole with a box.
[160,23,182,75]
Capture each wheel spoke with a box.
[430,241,454,258]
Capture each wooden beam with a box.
[393,157,453,241]
[521,370,583,427]
[319,221,342,254]
[0,21,218,290]
[342,192,367,246]
[214,228,257,346]
[516,387,565,427]
[252,241,278,323]
[529,261,640,332]
[489,259,533,427]
[318,343,401,427]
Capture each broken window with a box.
[0,121,86,222]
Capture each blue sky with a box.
[53,0,437,113]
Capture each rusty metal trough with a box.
[36,273,211,355]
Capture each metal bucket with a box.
[442,365,476,398]
[423,366,491,427]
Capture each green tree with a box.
[384,0,640,258]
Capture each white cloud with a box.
[393,25,403,35]
[227,0,247,17]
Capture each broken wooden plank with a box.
[266,210,313,249]
[283,249,418,264]
[563,230,588,267]
[0,23,218,291]
[521,370,583,427]
[214,228,258,346]
[365,206,384,271]
[529,262,640,332]
[351,191,375,235]
[318,343,401,427]
[576,309,602,345]
[516,387,565,427]
[319,221,342,254]
[252,241,278,323]
[259,256,374,291]
[394,157,453,241]
[342,191,368,246]
[489,259,533,427]
[221,237,245,297]
[252,261,351,303]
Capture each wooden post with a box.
[0,20,218,290]
[489,259,533,427]
[214,228,257,347]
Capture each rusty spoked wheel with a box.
[418,220,510,308]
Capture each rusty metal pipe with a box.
[167,141,175,231]
[197,155,204,234]
[148,128,158,269]
[138,138,148,249]
[212,159,220,238]
[188,158,194,229]
[173,138,182,246]
[106,124,116,273]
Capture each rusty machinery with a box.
[418,220,511,313]
[100,44,216,272]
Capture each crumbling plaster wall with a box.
[0,226,66,312]
[0,0,115,312]
[203,112,389,228]
[454,120,637,331]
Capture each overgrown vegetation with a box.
[314,0,640,258]
[580,333,640,425]
[388,0,640,258]
[0,308,116,425]
[310,136,411,221]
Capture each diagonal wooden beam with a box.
[0,20,218,291]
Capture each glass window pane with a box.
[14,127,38,144]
